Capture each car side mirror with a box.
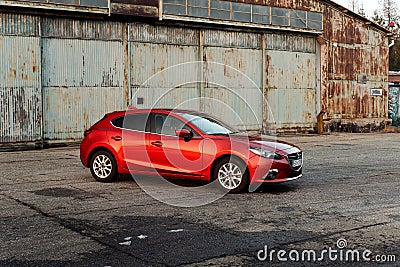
[175,129,192,141]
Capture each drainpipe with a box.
[389,39,395,48]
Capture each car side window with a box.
[111,113,150,132]
[153,114,199,136]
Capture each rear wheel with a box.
[90,150,118,182]
[214,157,249,193]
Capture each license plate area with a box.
[292,159,302,168]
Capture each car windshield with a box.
[179,113,239,135]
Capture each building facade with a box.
[0,0,391,147]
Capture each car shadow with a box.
[254,182,301,194]
[119,174,300,194]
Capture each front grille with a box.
[286,152,303,171]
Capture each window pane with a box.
[252,14,270,24]
[272,16,288,26]
[164,4,187,15]
[232,11,250,22]
[291,10,306,20]
[272,7,287,17]
[211,0,230,11]
[210,9,230,20]
[80,0,108,7]
[164,0,186,5]
[118,114,149,132]
[232,2,250,13]
[308,20,323,30]
[153,114,196,136]
[271,7,288,26]
[252,5,270,16]
[49,0,79,5]
[112,117,124,128]
[188,0,208,8]
[308,12,322,21]
[188,7,209,18]
[291,19,307,28]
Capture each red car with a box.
[80,108,303,193]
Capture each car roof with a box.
[107,108,210,118]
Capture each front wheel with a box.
[90,150,118,182]
[214,157,249,193]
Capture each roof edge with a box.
[320,0,392,34]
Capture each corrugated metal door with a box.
[129,23,201,111]
[0,13,42,144]
[203,30,263,131]
[41,18,125,141]
[264,34,317,131]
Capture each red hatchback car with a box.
[80,109,303,193]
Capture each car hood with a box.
[213,133,301,155]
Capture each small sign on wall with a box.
[370,88,383,96]
[357,74,368,84]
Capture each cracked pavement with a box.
[0,133,399,266]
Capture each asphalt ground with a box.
[0,133,399,266]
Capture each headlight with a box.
[250,148,282,159]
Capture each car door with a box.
[108,112,154,173]
[148,112,205,178]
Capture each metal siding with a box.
[0,12,40,36]
[130,41,200,110]
[203,46,262,130]
[42,37,125,140]
[43,87,125,140]
[129,23,199,45]
[0,87,41,143]
[41,17,124,41]
[267,89,316,128]
[0,36,41,88]
[266,50,316,90]
[322,5,389,127]
[327,80,386,119]
[265,49,317,129]
[203,29,261,49]
[264,33,316,53]
[131,86,200,111]
[0,34,41,143]
[42,38,124,87]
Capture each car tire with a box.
[90,150,118,182]
[214,157,249,193]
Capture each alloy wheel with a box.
[93,154,113,179]
[217,162,243,190]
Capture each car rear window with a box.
[111,113,149,132]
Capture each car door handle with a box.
[151,141,163,147]
[111,136,122,141]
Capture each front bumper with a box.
[248,153,303,183]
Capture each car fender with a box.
[85,142,128,173]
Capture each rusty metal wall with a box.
[41,18,125,141]
[41,17,124,40]
[203,42,263,130]
[0,13,42,144]
[265,33,318,130]
[321,6,389,131]
[129,23,201,111]
[264,34,317,131]
[129,24,317,131]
